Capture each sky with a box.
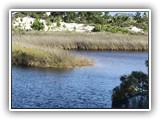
[109,12,145,16]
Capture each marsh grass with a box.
[12,44,93,68]
[13,31,148,51]
[12,31,148,68]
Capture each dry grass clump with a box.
[13,31,148,51]
[12,44,93,68]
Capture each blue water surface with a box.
[12,51,148,108]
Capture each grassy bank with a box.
[13,31,148,51]
[12,45,93,68]
[12,31,148,68]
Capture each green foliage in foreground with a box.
[112,61,149,108]
[12,45,93,68]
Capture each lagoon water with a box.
[12,51,148,108]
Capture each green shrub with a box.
[92,24,103,32]
[46,21,51,26]
[31,19,44,31]
[92,24,131,34]
[14,13,25,18]
[57,21,61,27]
[112,61,149,108]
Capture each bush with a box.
[92,24,131,34]
[46,21,51,26]
[92,24,103,32]
[112,61,149,108]
[14,13,25,18]
[57,21,61,27]
[31,19,44,31]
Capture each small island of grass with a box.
[12,45,93,68]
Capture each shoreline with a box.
[13,31,148,51]
[12,31,148,68]
[12,45,94,68]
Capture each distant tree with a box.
[133,12,149,31]
[50,12,66,20]
[142,12,148,23]
[49,16,61,24]
[63,12,77,23]
[92,12,105,24]
[85,12,103,24]
[20,12,46,19]
[103,12,110,19]
[77,12,88,23]
[134,12,142,23]
[77,12,104,24]
[35,12,46,15]
[103,12,111,24]
[14,13,25,18]
[31,13,39,19]
[111,15,129,27]
[32,12,46,19]
[21,12,32,16]
[12,11,148,33]
[31,19,44,31]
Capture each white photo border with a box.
[9,9,151,111]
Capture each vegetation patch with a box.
[12,12,148,34]
[13,31,148,51]
[12,45,93,68]
[112,61,149,109]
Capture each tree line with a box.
[13,11,149,33]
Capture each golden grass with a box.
[12,44,93,68]
[13,31,148,51]
[12,31,148,68]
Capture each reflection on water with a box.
[12,51,148,108]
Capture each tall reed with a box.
[13,31,148,51]
[12,44,93,68]
[12,31,148,68]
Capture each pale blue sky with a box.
[109,12,144,16]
